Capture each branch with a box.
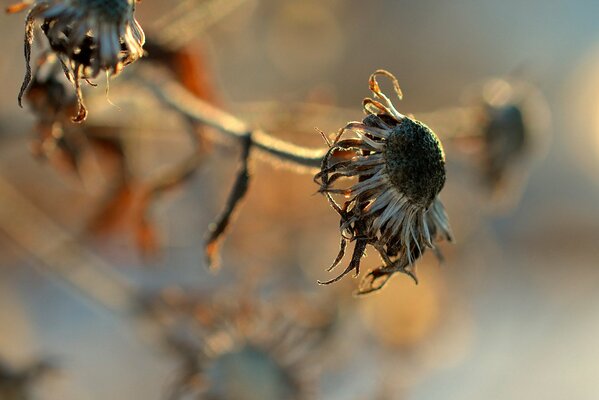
[135,69,327,172]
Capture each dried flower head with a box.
[315,70,453,294]
[142,289,330,400]
[478,79,529,193]
[8,0,145,121]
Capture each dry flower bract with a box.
[315,70,453,295]
[7,0,145,122]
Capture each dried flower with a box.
[478,79,529,193]
[315,70,452,294]
[8,0,145,121]
[142,290,329,400]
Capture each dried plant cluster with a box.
[6,3,547,296]
[1,1,552,398]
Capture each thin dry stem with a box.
[204,134,252,269]
[135,70,327,172]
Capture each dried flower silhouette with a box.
[315,70,453,294]
[475,78,537,200]
[142,289,330,400]
[480,103,526,189]
[7,0,145,121]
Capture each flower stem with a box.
[136,71,327,172]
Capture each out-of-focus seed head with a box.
[315,70,452,294]
[142,290,329,400]
[479,79,528,191]
[8,0,145,121]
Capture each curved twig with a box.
[135,69,327,172]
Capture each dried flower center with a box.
[80,0,132,21]
[383,118,446,207]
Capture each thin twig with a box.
[134,69,331,265]
[0,175,134,314]
[0,174,205,351]
[135,70,327,172]
[150,0,250,50]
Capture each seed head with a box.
[315,70,452,294]
[8,0,145,121]
[479,80,528,191]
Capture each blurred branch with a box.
[135,70,327,172]
[134,69,330,265]
[136,69,487,170]
[232,100,477,141]
[150,0,251,50]
[0,175,134,314]
[0,174,193,351]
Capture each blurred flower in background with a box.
[140,286,337,400]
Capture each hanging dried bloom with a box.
[7,0,145,121]
[315,70,453,294]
